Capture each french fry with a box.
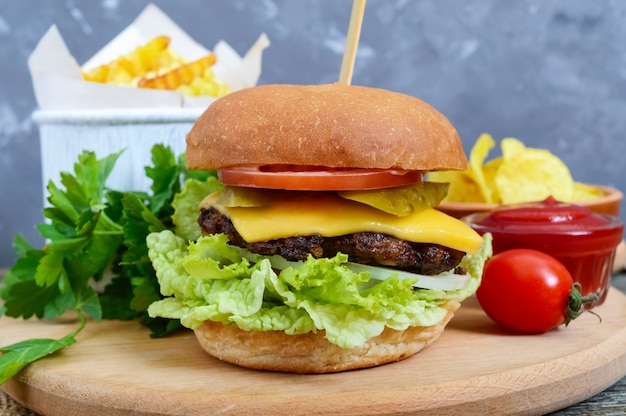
[131,35,172,73]
[81,36,229,97]
[82,36,180,84]
[176,68,230,97]
[81,65,110,84]
[138,53,217,90]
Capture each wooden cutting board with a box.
[2,288,626,416]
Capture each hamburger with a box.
[146,83,492,373]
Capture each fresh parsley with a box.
[0,144,212,385]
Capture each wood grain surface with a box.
[1,287,626,416]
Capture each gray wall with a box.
[1,0,626,267]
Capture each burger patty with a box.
[198,208,465,275]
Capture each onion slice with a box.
[237,247,470,291]
[345,262,471,291]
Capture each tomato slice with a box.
[218,165,423,191]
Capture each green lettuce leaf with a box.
[171,178,224,242]
[147,230,492,349]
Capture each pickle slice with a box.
[338,182,450,216]
[214,186,288,207]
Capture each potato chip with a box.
[467,133,496,203]
[429,134,600,205]
[428,170,484,203]
[482,158,503,204]
[572,182,605,201]
[495,138,574,204]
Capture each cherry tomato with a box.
[476,249,592,333]
[218,165,423,191]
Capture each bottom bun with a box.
[193,299,461,373]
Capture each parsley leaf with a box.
[0,312,86,385]
[1,143,209,385]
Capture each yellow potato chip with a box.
[495,138,574,204]
[482,158,503,204]
[467,133,496,203]
[429,134,597,206]
[428,171,484,203]
[500,137,526,159]
[572,182,604,201]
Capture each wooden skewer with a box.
[338,0,367,85]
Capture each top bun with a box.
[186,83,467,172]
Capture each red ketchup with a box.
[465,197,624,308]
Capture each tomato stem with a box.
[564,282,602,326]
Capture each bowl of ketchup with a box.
[464,197,624,308]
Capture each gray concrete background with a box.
[1,0,626,267]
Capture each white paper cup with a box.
[33,108,204,204]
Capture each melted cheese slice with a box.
[202,192,483,254]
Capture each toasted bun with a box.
[193,299,460,373]
[186,84,467,172]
